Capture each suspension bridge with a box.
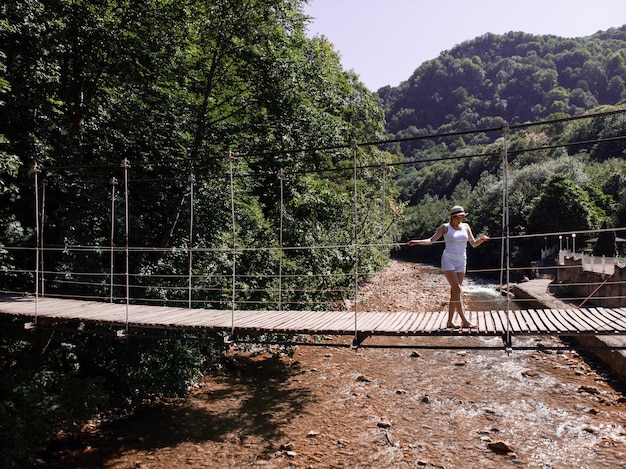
[2,293,626,349]
[2,111,626,350]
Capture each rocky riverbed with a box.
[37,260,626,468]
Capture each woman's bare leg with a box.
[444,271,475,327]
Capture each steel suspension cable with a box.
[500,123,512,350]
[188,174,196,310]
[229,151,237,337]
[109,177,118,303]
[40,176,47,297]
[379,162,387,305]
[278,169,285,311]
[351,139,359,343]
[33,163,41,325]
[121,158,131,333]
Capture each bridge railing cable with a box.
[4,108,625,334]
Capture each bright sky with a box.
[304,0,625,91]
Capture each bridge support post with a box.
[502,332,513,354]
[352,332,370,348]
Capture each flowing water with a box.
[37,261,626,468]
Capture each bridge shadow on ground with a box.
[37,351,314,468]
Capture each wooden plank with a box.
[475,311,488,332]
[564,308,603,333]
[536,308,562,332]
[405,311,432,333]
[422,311,444,332]
[527,309,550,334]
[232,310,284,329]
[537,309,566,332]
[483,310,499,333]
[368,312,393,332]
[499,310,517,333]
[397,312,422,333]
[292,310,337,331]
[46,299,118,320]
[493,310,508,333]
[393,312,422,335]
[257,311,307,331]
[554,308,590,332]
[555,309,589,333]
[288,311,346,332]
[375,312,407,332]
[593,307,626,330]
[576,308,613,332]
[544,309,583,333]
[182,310,233,328]
[370,312,393,333]
[353,312,381,333]
[535,309,564,333]
[310,311,355,333]
[384,311,409,334]
[614,307,626,320]
[0,296,36,315]
[515,309,539,332]
[510,309,531,333]
[254,311,310,332]
[155,307,200,326]
[502,309,521,333]
[485,310,501,334]
[317,311,358,334]
[492,310,507,332]
[396,312,421,334]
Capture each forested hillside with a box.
[1,2,626,465]
[377,27,626,268]
[380,27,626,144]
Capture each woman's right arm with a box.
[406,224,446,246]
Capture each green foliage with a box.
[527,174,607,234]
[0,319,110,467]
[0,316,225,467]
[0,2,397,466]
[381,27,626,159]
[388,29,626,267]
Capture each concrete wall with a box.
[557,256,626,308]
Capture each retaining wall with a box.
[512,279,626,385]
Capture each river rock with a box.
[578,385,601,394]
[487,440,516,455]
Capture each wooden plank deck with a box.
[2,296,626,340]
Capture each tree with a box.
[527,174,606,235]
[593,228,617,257]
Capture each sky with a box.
[303,0,625,91]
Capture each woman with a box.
[407,205,490,329]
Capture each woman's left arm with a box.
[466,223,490,248]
